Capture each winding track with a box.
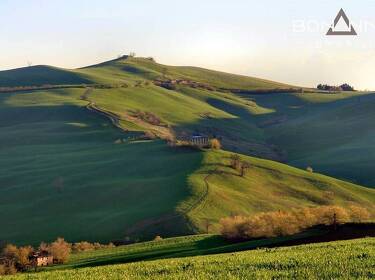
[81,87,126,132]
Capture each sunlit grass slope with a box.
[75,56,293,89]
[7,237,375,279]
[182,149,375,233]
[27,231,336,271]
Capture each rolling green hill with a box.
[0,89,201,245]
[76,57,375,186]
[0,85,374,245]
[5,236,375,279]
[1,56,375,246]
[0,65,91,87]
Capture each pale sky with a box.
[1,0,375,89]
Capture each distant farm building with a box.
[177,134,209,147]
[190,135,209,147]
[30,251,54,267]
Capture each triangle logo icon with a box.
[326,8,357,35]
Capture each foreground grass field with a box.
[6,237,375,279]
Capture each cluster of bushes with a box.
[317,83,354,92]
[134,80,150,87]
[0,237,70,275]
[230,154,251,177]
[131,110,166,127]
[157,81,177,90]
[154,79,215,91]
[0,244,33,274]
[220,205,371,241]
[72,241,114,253]
[91,83,128,89]
[0,238,115,275]
[210,138,221,149]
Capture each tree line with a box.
[0,238,114,275]
[220,205,371,241]
[317,83,355,92]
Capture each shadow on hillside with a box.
[0,98,204,245]
[0,65,92,87]
[0,104,126,147]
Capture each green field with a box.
[43,234,321,270]
[5,236,375,279]
[0,89,202,244]
[184,149,375,233]
[1,56,375,245]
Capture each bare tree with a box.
[240,162,251,177]
[49,238,71,264]
[204,218,211,234]
[230,154,240,170]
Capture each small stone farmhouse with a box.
[30,251,54,267]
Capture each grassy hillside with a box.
[75,56,293,90]
[1,56,375,245]
[239,92,375,186]
[76,57,375,186]
[0,65,91,87]
[182,149,375,233]
[32,223,375,271]
[1,86,374,245]
[45,234,316,270]
[6,237,375,279]
[0,89,202,245]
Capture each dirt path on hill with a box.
[86,102,126,132]
[80,87,126,132]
